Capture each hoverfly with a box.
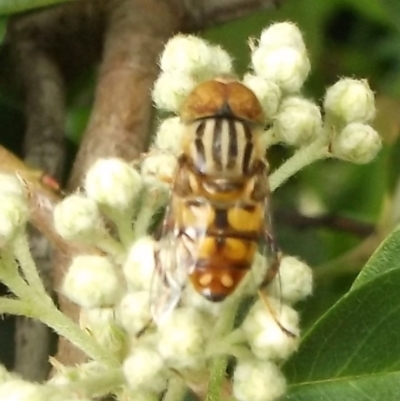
[151,77,281,321]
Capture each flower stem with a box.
[34,302,118,366]
[205,296,241,401]
[269,139,330,192]
[0,297,29,316]
[164,376,187,401]
[108,212,133,247]
[12,231,47,294]
[50,367,124,398]
[0,250,30,298]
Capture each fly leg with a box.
[251,161,296,337]
[257,230,296,338]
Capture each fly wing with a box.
[149,194,190,324]
[253,160,282,294]
[149,157,199,324]
[150,234,182,324]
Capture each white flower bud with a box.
[157,307,207,369]
[274,96,322,146]
[249,253,279,291]
[0,174,26,199]
[160,35,215,74]
[80,308,126,357]
[242,298,299,361]
[0,380,48,401]
[152,71,197,113]
[242,74,281,119]
[84,158,142,212]
[118,291,151,335]
[207,45,233,77]
[260,22,306,51]
[252,45,310,92]
[233,360,286,401]
[331,122,381,164]
[324,78,375,124]
[63,255,122,308]
[141,153,177,184]
[123,237,156,290]
[123,347,167,392]
[153,117,185,154]
[159,35,233,79]
[0,194,29,246]
[53,194,105,242]
[268,256,313,304]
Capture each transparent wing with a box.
[252,162,296,335]
[149,158,200,323]
[149,196,188,323]
[257,160,282,291]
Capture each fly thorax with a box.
[185,117,262,177]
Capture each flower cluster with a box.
[0,21,381,401]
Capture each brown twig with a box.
[8,12,67,381]
[275,209,375,238]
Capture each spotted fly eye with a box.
[180,79,265,124]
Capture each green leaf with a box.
[284,268,400,400]
[352,225,400,289]
[0,0,74,15]
[287,372,400,401]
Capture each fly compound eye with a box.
[180,79,265,124]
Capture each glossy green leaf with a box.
[0,0,74,15]
[352,225,400,289]
[284,268,400,400]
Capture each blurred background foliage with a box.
[0,0,399,367]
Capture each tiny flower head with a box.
[268,256,313,304]
[259,22,306,52]
[331,122,381,164]
[233,359,286,401]
[153,117,185,155]
[0,173,27,199]
[324,78,375,124]
[118,291,151,335]
[242,74,281,119]
[160,35,216,75]
[80,308,126,358]
[123,237,156,290]
[242,298,300,361]
[207,45,234,77]
[62,255,122,308]
[159,34,233,79]
[274,96,322,146]
[141,152,177,185]
[0,193,29,247]
[251,45,310,93]
[84,158,142,213]
[53,194,106,242]
[152,71,197,113]
[123,346,167,393]
[157,307,208,369]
